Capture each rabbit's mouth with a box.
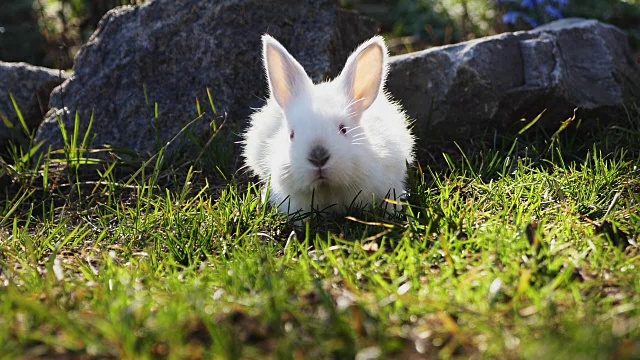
[312,168,328,181]
[310,171,333,189]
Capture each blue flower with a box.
[502,11,540,27]
[520,14,539,27]
[544,4,563,19]
[498,0,568,27]
[503,11,521,25]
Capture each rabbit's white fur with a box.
[243,34,415,215]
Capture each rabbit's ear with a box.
[340,36,387,115]
[262,35,311,110]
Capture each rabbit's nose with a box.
[308,146,330,167]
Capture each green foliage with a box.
[35,0,146,68]
[5,0,640,67]
[342,0,497,48]
[0,0,47,65]
[0,0,144,68]
[342,0,640,53]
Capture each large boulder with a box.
[386,18,640,140]
[35,0,377,157]
[0,62,68,145]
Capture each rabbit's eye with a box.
[289,130,295,140]
[339,124,347,135]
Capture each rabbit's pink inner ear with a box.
[264,40,310,111]
[349,43,384,114]
[265,45,294,109]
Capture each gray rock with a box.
[386,18,640,140]
[35,0,377,157]
[0,62,68,145]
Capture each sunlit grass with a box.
[0,107,638,359]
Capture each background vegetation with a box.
[341,0,640,53]
[0,0,143,68]
[1,0,639,67]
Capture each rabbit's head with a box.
[262,35,389,203]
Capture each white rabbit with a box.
[243,34,415,215]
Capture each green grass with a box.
[0,109,639,359]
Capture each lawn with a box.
[0,109,639,359]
